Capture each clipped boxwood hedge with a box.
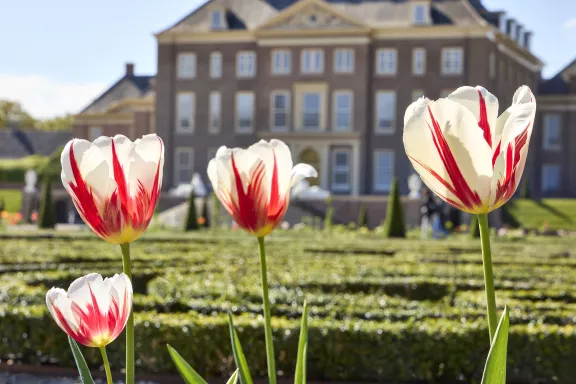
[1,306,576,383]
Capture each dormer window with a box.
[413,4,427,25]
[211,10,224,29]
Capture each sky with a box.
[0,0,574,119]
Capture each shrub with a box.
[520,176,531,200]
[469,215,480,238]
[37,176,56,229]
[184,190,199,231]
[324,196,333,231]
[357,203,368,228]
[201,197,210,228]
[383,178,406,238]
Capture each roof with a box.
[539,57,576,95]
[0,132,30,159]
[0,130,70,159]
[23,131,72,156]
[80,74,154,115]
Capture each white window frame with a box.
[235,92,255,134]
[301,49,324,74]
[334,48,354,73]
[210,52,222,79]
[541,164,561,192]
[441,47,463,75]
[376,49,397,76]
[412,4,427,25]
[333,90,353,131]
[543,113,562,151]
[211,10,224,30]
[373,150,394,193]
[331,149,351,193]
[412,89,424,102]
[88,126,102,141]
[177,53,197,79]
[236,51,256,78]
[272,49,291,75]
[209,92,221,134]
[270,91,290,132]
[176,92,195,133]
[301,91,322,131]
[412,48,426,76]
[174,148,194,186]
[375,91,396,134]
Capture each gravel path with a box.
[0,373,159,384]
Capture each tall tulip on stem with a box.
[60,134,164,383]
[208,139,317,383]
[403,85,536,343]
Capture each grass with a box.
[507,198,576,230]
[0,189,22,212]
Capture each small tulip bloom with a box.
[61,134,164,244]
[403,85,536,214]
[46,273,133,348]
[208,139,317,237]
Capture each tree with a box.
[38,175,56,229]
[35,114,75,131]
[201,196,210,228]
[184,189,199,231]
[383,178,406,238]
[357,202,368,228]
[469,215,480,238]
[0,100,36,129]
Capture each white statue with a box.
[24,169,37,193]
[191,172,207,197]
[408,173,422,199]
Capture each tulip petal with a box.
[291,164,318,187]
[404,97,432,126]
[128,134,164,195]
[447,86,499,148]
[404,98,493,213]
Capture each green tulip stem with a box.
[99,347,113,384]
[257,236,277,384]
[121,243,135,384]
[478,213,498,343]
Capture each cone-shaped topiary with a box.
[469,215,480,238]
[520,176,531,200]
[324,196,334,231]
[383,178,406,238]
[357,203,368,228]
[201,196,210,228]
[184,189,199,231]
[210,193,220,230]
[38,175,56,229]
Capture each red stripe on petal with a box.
[477,89,492,147]
[491,141,501,168]
[111,140,131,223]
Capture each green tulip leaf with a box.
[294,301,308,384]
[226,369,240,384]
[481,307,510,384]
[68,336,95,384]
[228,311,254,384]
[167,344,209,384]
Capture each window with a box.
[413,4,427,25]
[301,49,324,74]
[211,10,224,29]
[178,53,196,79]
[331,149,351,192]
[541,164,560,192]
[543,114,562,150]
[333,91,353,131]
[177,92,195,133]
[237,52,256,78]
[412,90,424,101]
[334,49,354,73]
[271,91,290,132]
[441,47,463,75]
[373,150,394,192]
[210,52,222,78]
[209,92,221,134]
[375,91,396,134]
[302,92,321,130]
[489,52,496,79]
[236,92,254,133]
[272,50,291,74]
[175,148,194,185]
[88,126,102,141]
[412,48,426,75]
[376,49,397,75]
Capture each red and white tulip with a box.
[46,273,133,348]
[61,134,164,244]
[403,86,536,214]
[208,139,317,237]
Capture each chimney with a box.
[498,13,507,33]
[125,62,135,77]
[524,31,532,51]
[507,19,517,40]
[516,25,524,44]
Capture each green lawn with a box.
[0,230,575,382]
[507,198,576,230]
[0,189,22,212]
